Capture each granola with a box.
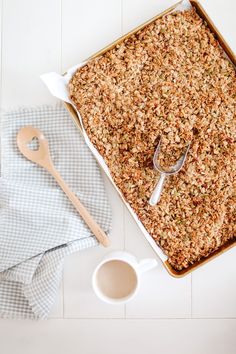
[69,8,236,270]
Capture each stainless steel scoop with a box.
[149,139,190,206]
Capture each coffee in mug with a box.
[92,251,157,304]
[96,260,137,299]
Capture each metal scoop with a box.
[149,139,190,206]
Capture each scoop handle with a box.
[48,165,110,247]
[149,173,166,206]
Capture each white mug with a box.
[92,251,158,304]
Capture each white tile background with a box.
[0,0,235,353]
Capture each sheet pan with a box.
[41,0,236,277]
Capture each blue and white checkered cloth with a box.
[0,105,112,319]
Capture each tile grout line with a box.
[0,0,3,112]
[60,0,65,320]
[57,317,236,320]
[121,0,123,36]
[123,207,126,250]
[0,0,2,183]
[60,0,63,74]
[190,273,193,318]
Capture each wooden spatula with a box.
[17,126,110,247]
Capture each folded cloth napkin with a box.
[0,106,112,319]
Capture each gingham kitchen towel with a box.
[0,105,112,319]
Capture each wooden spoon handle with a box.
[49,166,110,247]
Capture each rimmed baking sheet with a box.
[41,0,236,276]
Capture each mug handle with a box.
[138,258,158,274]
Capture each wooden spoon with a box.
[17,126,110,247]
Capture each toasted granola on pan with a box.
[69,8,236,270]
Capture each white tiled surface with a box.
[0,0,235,353]
[192,248,236,318]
